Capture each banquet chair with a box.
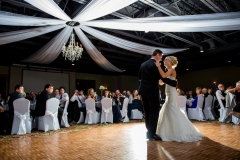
[226,93,240,124]
[176,96,187,117]
[38,98,60,132]
[216,93,228,122]
[130,109,143,120]
[211,96,218,118]
[188,96,205,121]
[121,98,129,122]
[61,100,70,127]
[84,98,100,124]
[77,112,85,124]
[203,95,215,120]
[101,98,113,123]
[11,98,31,135]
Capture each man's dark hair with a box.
[59,86,65,91]
[45,84,54,89]
[14,84,23,91]
[152,49,163,56]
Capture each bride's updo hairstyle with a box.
[166,56,178,68]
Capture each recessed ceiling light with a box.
[72,63,75,66]
[228,61,231,63]
[123,69,126,72]
[145,31,149,33]
[200,46,204,52]
[186,69,189,70]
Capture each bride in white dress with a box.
[155,56,203,142]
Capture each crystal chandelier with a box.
[62,31,83,62]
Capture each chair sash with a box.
[87,109,93,124]
[14,111,28,134]
[45,111,58,128]
[103,107,112,123]
[198,108,204,120]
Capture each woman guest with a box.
[127,90,142,118]
[227,81,240,118]
[188,87,202,108]
[87,88,100,112]
[102,90,110,99]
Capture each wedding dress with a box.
[156,76,203,142]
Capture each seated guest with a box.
[188,87,202,108]
[102,90,110,99]
[128,90,142,118]
[126,90,133,104]
[29,91,37,118]
[0,103,8,135]
[54,89,60,99]
[111,92,122,123]
[177,88,184,96]
[87,88,98,102]
[227,81,240,118]
[69,90,86,123]
[7,84,24,134]
[116,90,125,110]
[59,87,69,108]
[35,84,63,126]
[216,84,226,107]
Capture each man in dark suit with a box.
[35,84,53,117]
[7,84,24,134]
[138,49,177,140]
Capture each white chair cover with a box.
[38,98,60,132]
[77,112,85,124]
[176,96,187,117]
[203,96,215,120]
[188,96,205,121]
[61,100,70,127]
[84,98,100,124]
[101,98,113,123]
[11,98,31,135]
[121,98,129,122]
[226,93,240,124]
[216,91,228,122]
[130,109,143,120]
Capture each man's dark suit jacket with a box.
[35,90,51,117]
[8,92,24,115]
[138,59,177,97]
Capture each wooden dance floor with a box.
[0,121,240,160]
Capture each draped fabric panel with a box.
[24,0,71,21]
[0,11,66,26]
[82,12,240,32]
[80,25,187,55]
[22,26,72,64]
[73,0,137,22]
[74,27,123,72]
[0,24,66,45]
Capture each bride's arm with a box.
[155,62,173,78]
[159,80,164,85]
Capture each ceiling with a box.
[0,0,240,76]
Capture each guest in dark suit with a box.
[7,84,24,134]
[138,49,177,140]
[35,84,54,118]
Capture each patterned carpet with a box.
[0,119,237,141]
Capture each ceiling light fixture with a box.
[72,63,75,66]
[228,61,231,63]
[145,31,149,33]
[200,46,204,53]
[62,31,83,62]
[186,69,189,70]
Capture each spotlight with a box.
[72,63,75,66]
[200,46,204,52]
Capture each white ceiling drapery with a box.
[73,0,138,22]
[82,12,240,32]
[24,0,71,21]
[0,24,66,45]
[0,11,66,26]
[74,27,123,72]
[22,26,72,64]
[80,25,187,55]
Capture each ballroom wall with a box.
[0,65,239,96]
